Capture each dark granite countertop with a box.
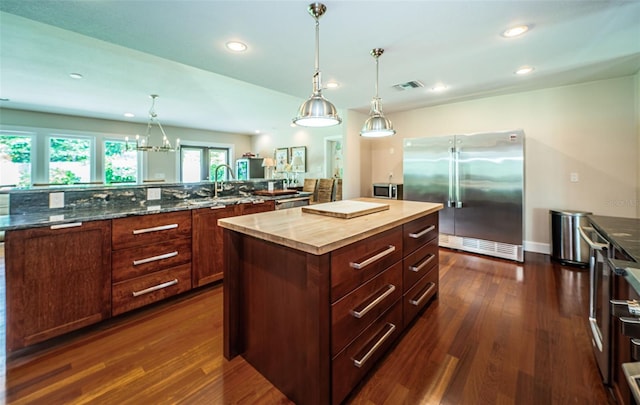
[0,193,311,232]
[588,215,640,296]
[588,215,640,262]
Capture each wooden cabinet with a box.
[192,200,275,288]
[5,220,112,351]
[111,211,192,316]
[611,247,639,405]
[224,210,439,405]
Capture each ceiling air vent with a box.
[392,80,424,91]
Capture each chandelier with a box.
[127,94,179,152]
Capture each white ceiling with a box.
[1,0,639,137]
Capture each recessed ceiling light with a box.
[124,112,135,118]
[69,72,84,79]
[515,66,535,75]
[501,25,530,38]
[430,83,448,92]
[254,130,260,134]
[226,41,247,52]
[326,81,340,89]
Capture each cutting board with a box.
[302,200,389,219]
[254,189,298,197]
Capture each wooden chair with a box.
[316,178,334,203]
[334,179,342,201]
[303,178,318,203]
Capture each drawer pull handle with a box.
[132,223,178,235]
[409,254,435,273]
[408,225,435,239]
[350,284,396,319]
[350,245,396,270]
[409,282,436,306]
[352,322,397,368]
[620,317,640,325]
[133,251,178,266]
[50,222,82,230]
[210,205,226,210]
[132,279,178,297]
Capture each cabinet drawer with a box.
[403,265,438,328]
[331,227,403,302]
[403,213,438,256]
[331,261,402,356]
[332,301,402,405]
[112,264,192,316]
[240,200,275,215]
[112,237,192,282]
[403,239,438,292]
[112,211,192,250]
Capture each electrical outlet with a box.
[570,172,579,183]
[49,192,65,209]
[147,188,161,201]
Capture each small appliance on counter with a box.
[372,183,403,199]
[236,157,264,180]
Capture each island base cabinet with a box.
[403,265,438,329]
[332,302,403,405]
[5,220,112,351]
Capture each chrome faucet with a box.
[213,164,235,198]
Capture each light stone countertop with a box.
[217,198,443,255]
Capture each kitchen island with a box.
[219,198,442,404]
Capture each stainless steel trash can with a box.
[550,209,593,266]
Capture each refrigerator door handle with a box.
[448,147,455,207]
[454,147,462,208]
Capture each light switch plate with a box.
[49,192,65,208]
[147,188,161,201]
[570,172,579,183]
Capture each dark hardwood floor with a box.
[1,249,615,404]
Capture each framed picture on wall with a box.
[290,146,307,172]
[275,147,289,172]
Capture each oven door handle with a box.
[578,226,608,251]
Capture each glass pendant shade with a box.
[361,48,395,138]
[293,3,341,128]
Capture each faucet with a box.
[213,164,235,198]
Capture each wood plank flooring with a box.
[2,249,616,404]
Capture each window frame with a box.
[178,140,234,183]
[0,130,36,187]
[103,137,141,185]
[46,133,96,184]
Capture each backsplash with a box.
[4,180,285,216]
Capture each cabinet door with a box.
[5,220,112,350]
[192,205,239,287]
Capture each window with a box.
[48,136,92,184]
[0,132,32,187]
[105,139,138,184]
[180,146,230,182]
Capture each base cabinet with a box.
[5,220,112,351]
[192,200,275,287]
[224,211,439,404]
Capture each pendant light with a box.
[293,3,342,128]
[360,48,395,137]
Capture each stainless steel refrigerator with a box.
[403,129,524,261]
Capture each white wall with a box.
[369,76,639,252]
[0,109,253,183]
